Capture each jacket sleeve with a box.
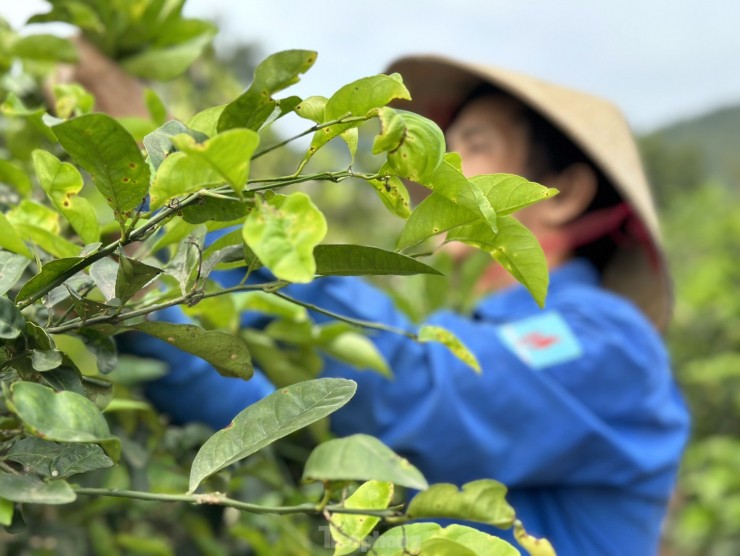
[284,276,690,497]
[117,304,275,430]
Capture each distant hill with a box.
[640,104,740,190]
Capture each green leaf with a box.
[302,74,411,163]
[0,296,25,339]
[27,1,102,31]
[0,212,32,258]
[31,349,63,372]
[52,83,95,119]
[181,196,250,224]
[242,192,327,283]
[145,88,168,125]
[129,321,253,380]
[149,129,259,209]
[8,382,120,461]
[186,104,225,137]
[121,20,217,80]
[418,325,481,373]
[6,437,114,478]
[143,120,208,173]
[6,200,82,259]
[426,161,498,233]
[407,479,516,528]
[0,498,12,527]
[115,255,162,304]
[1,93,55,141]
[33,150,100,244]
[314,245,441,277]
[294,95,328,123]
[321,332,392,378]
[189,377,356,492]
[374,108,445,183]
[373,523,518,556]
[434,524,520,556]
[514,520,557,556]
[218,50,317,132]
[0,252,31,295]
[53,114,150,222]
[469,174,559,216]
[371,523,441,555]
[0,473,76,505]
[302,433,428,490]
[233,291,308,322]
[0,159,33,197]
[331,480,394,556]
[326,74,410,121]
[172,129,259,196]
[446,215,549,307]
[11,34,77,63]
[398,173,556,250]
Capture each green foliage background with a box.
[0,3,738,554]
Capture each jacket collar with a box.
[473,258,599,323]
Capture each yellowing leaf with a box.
[33,150,99,244]
[514,520,558,556]
[418,325,481,373]
[242,192,327,283]
[331,481,394,555]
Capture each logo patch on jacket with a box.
[497,312,582,370]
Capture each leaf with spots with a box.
[330,481,394,555]
[129,320,253,381]
[418,324,481,373]
[366,163,411,219]
[446,215,549,307]
[189,378,356,492]
[218,50,317,132]
[302,433,428,491]
[53,114,150,224]
[374,107,445,184]
[33,150,99,244]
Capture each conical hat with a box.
[387,55,671,330]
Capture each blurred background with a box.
[2,2,739,555]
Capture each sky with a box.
[3,0,739,133]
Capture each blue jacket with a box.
[125,259,690,555]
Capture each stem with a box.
[73,487,404,519]
[251,115,370,160]
[272,291,417,340]
[46,281,284,335]
[16,192,202,311]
